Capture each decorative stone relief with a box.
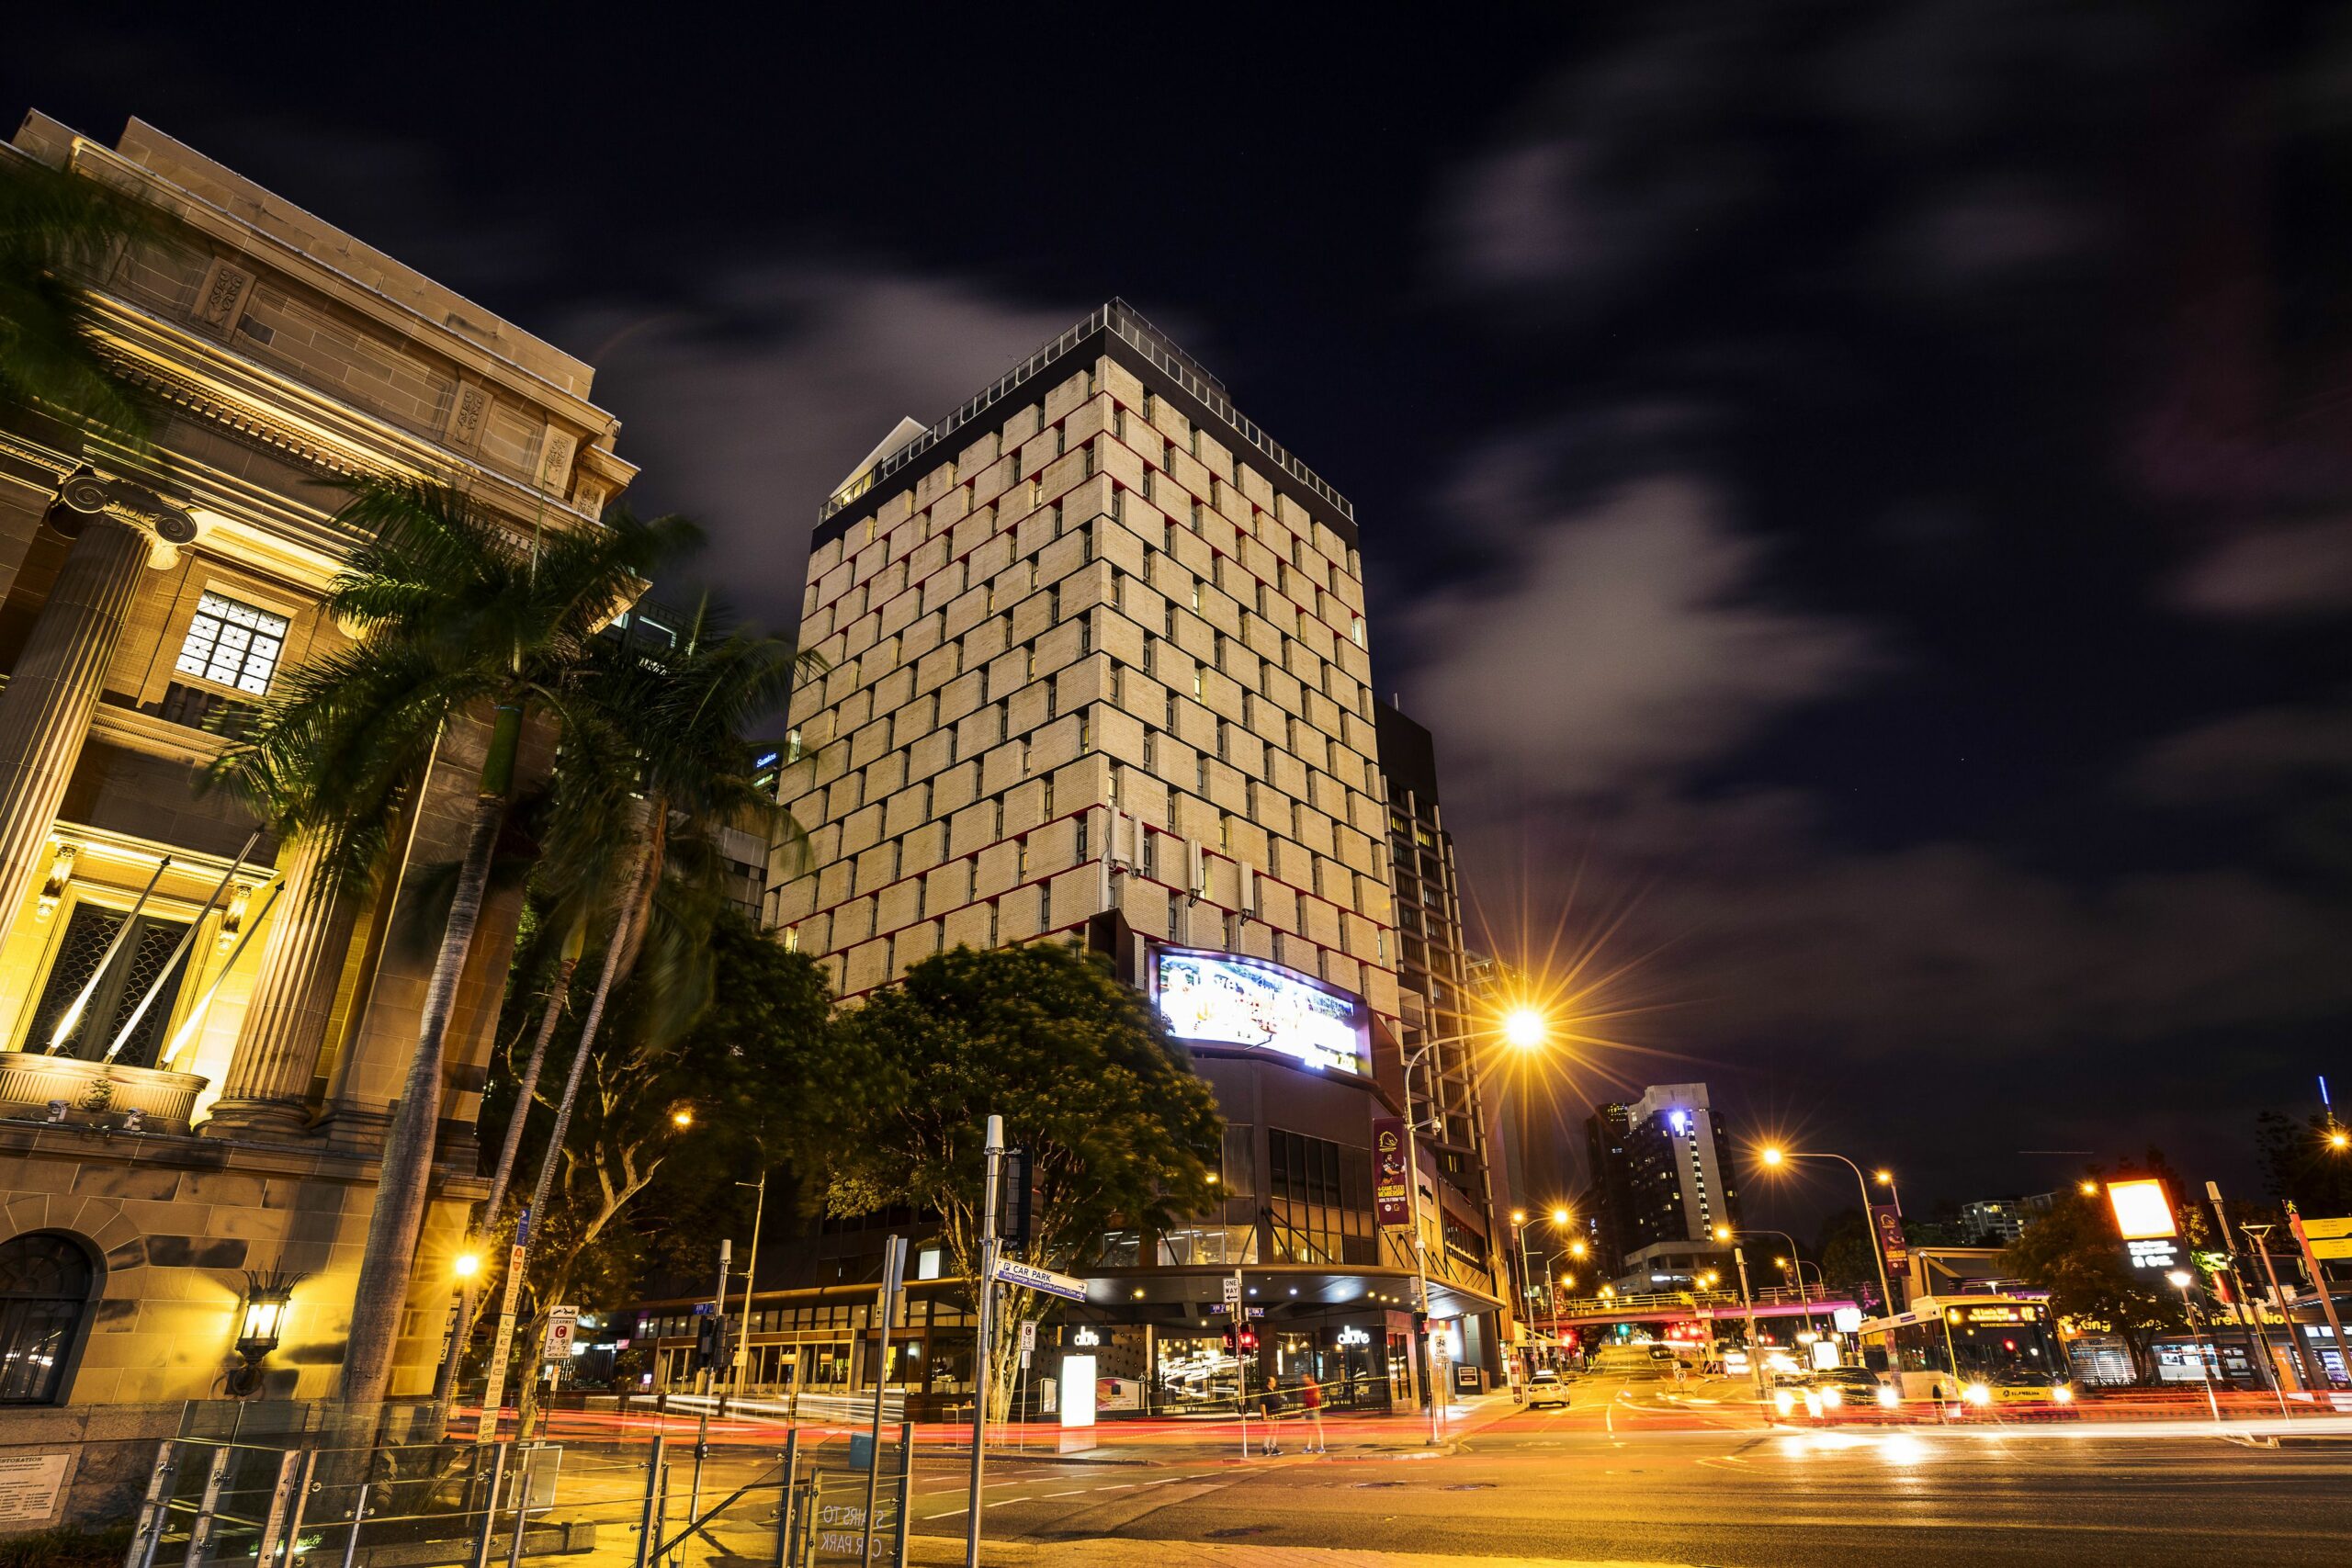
[194,258,255,331]
[447,382,489,449]
[538,427,578,495]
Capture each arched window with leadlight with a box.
[0,1233,98,1404]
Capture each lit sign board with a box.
[1948,1304,2038,1325]
[1337,1326,1371,1347]
[1151,947,1370,1077]
[2107,1179,2177,1241]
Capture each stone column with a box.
[0,515,151,942]
[205,833,358,1136]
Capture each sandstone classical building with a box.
[0,114,630,1518]
[734,302,1506,1409]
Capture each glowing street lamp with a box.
[1758,1145,1895,1318]
[1395,1004,1559,1443]
[2167,1269,2222,1422]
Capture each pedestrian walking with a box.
[1259,1382,1285,1453]
[1299,1371,1326,1451]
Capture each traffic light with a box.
[694,1314,722,1371]
[1238,1326,1259,1353]
[1000,1148,1034,1247]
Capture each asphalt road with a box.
[892,1379,2352,1567]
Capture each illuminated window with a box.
[175,592,288,696]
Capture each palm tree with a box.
[210,478,696,1408]
[0,150,155,445]
[496,613,814,1429]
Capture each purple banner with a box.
[1374,1117,1410,1227]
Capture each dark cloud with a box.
[1401,468,1880,793]
[2170,519,2352,620]
[565,270,1081,632]
[1402,0,2351,1201]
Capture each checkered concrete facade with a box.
[766,338,1400,1038]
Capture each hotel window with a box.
[175,592,288,696]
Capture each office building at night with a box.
[637,301,1506,1413]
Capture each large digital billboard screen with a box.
[1150,947,1371,1077]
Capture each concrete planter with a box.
[0,1051,208,1132]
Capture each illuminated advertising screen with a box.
[1150,947,1371,1077]
[2106,1179,2177,1241]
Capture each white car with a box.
[1522,1369,1569,1409]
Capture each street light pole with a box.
[1764,1149,1894,1319]
[1389,1010,1552,1445]
[732,1168,768,1403]
[2244,1224,2312,1392]
[1732,1246,1764,1406]
[1396,1075,1443,1445]
[2167,1270,2222,1423]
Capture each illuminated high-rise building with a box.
[733,301,1508,1409]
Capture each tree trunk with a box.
[519,808,658,1234]
[481,927,583,1232]
[431,934,582,1402]
[338,704,522,1409]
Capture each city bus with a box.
[1861,1293,2074,1411]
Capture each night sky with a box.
[11,4,2348,1227]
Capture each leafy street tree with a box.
[211,479,695,1407]
[2000,1180,2187,1381]
[2255,1111,2352,1217]
[0,152,153,445]
[479,907,834,1429]
[829,942,1223,1419]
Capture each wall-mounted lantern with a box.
[229,1269,304,1397]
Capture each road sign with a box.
[2301,1216,2352,1241]
[1019,1320,1037,1354]
[1223,1273,1242,1304]
[992,1258,1086,1302]
[541,1305,579,1361]
[2313,1238,2352,1261]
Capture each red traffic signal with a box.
[1238,1327,1259,1352]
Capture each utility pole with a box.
[2287,1204,2349,1390]
[2205,1182,2286,1414]
[964,1115,1003,1568]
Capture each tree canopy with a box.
[828,941,1223,1415]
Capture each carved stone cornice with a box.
[85,295,607,536]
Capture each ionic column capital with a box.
[46,469,205,570]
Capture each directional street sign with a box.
[1223,1273,1242,1304]
[992,1258,1087,1303]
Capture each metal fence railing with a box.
[123,1405,919,1568]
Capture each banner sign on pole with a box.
[992,1258,1087,1303]
[1374,1118,1410,1227]
[1870,1204,1908,1268]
